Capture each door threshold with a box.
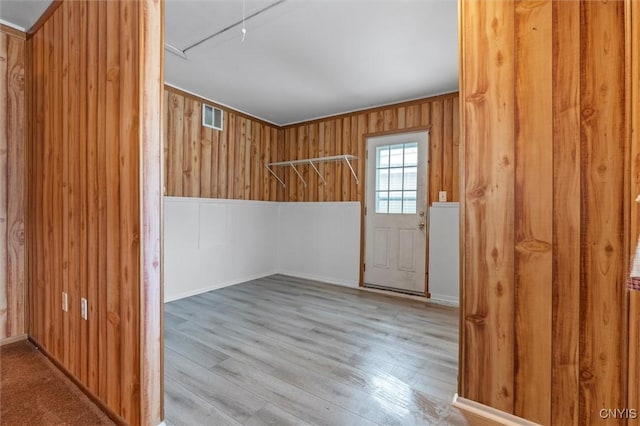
[360,285,428,302]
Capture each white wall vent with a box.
[202,104,223,131]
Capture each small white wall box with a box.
[202,104,223,131]
[439,191,447,202]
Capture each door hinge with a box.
[366,150,368,159]
[363,263,366,271]
[365,206,367,215]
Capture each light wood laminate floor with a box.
[164,275,467,426]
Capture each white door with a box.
[365,131,428,294]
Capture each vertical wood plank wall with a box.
[280,94,459,204]
[0,28,26,341]
[164,86,281,201]
[629,0,640,423]
[26,1,163,424]
[164,85,459,205]
[460,0,632,424]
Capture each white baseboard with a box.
[429,293,460,307]
[164,271,278,303]
[452,394,541,426]
[0,333,28,346]
[276,270,359,288]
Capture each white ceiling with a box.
[166,0,459,125]
[0,0,459,126]
[0,0,52,31]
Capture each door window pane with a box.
[376,169,389,191]
[403,166,417,190]
[374,141,420,214]
[377,146,389,168]
[404,143,418,166]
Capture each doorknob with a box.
[418,221,425,230]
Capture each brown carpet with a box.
[0,340,114,426]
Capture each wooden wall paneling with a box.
[383,108,397,131]
[0,32,8,340]
[442,98,454,200]
[285,127,295,201]
[420,102,431,127]
[0,28,26,340]
[295,124,306,202]
[397,106,406,130]
[629,0,640,420]
[226,114,236,199]
[162,90,168,194]
[251,123,261,200]
[96,0,108,401]
[580,0,628,418]
[217,122,228,199]
[303,125,314,202]
[341,117,351,201]
[8,30,26,340]
[243,119,252,200]
[44,15,54,356]
[551,1,581,424]
[461,0,515,412]
[334,119,342,202]
[262,126,271,201]
[451,97,460,202]
[50,6,62,365]
[85,0,99,393]
[349,116,359,202]
[325,121,336,201]
[28,1,161,423]
[183,98,200,197]
[209,130,220,198]
[429,100,442,205]
[105,0,123,411]
[34,29,44,348]
[356,114,366,204]
[70,2,85,379]
[236,117,245,199]
[78,0,89,385]
[119,0,140,420]
[166,92,184,196]
[317,124,326,202]
[513,1,553,423]
[139,0,164,421]
[200,125,212,199]
[406,104,420,128]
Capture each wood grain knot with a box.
[496,281,504,296]
[107,311,121,325]
[516,239,552,253]
[580,368,594,381]
[465,314,486,325]
[499,386,510,398]
[491,247,500,265]
[496,51,504,66]
[468,185,486,200]
[581,106,595,119]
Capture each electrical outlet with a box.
[81,298,88,320]
[62,292,68,312]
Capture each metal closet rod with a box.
[265,155,359,188]
[183,0,288,53]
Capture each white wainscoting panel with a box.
[276,202,361,288]
[164,197,279,302]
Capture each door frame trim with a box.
[359,125,432,298]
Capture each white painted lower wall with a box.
[276,202,361,288]
[164,197,279,302]
[164,198,362,302]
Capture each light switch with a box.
[439,191,447,202]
